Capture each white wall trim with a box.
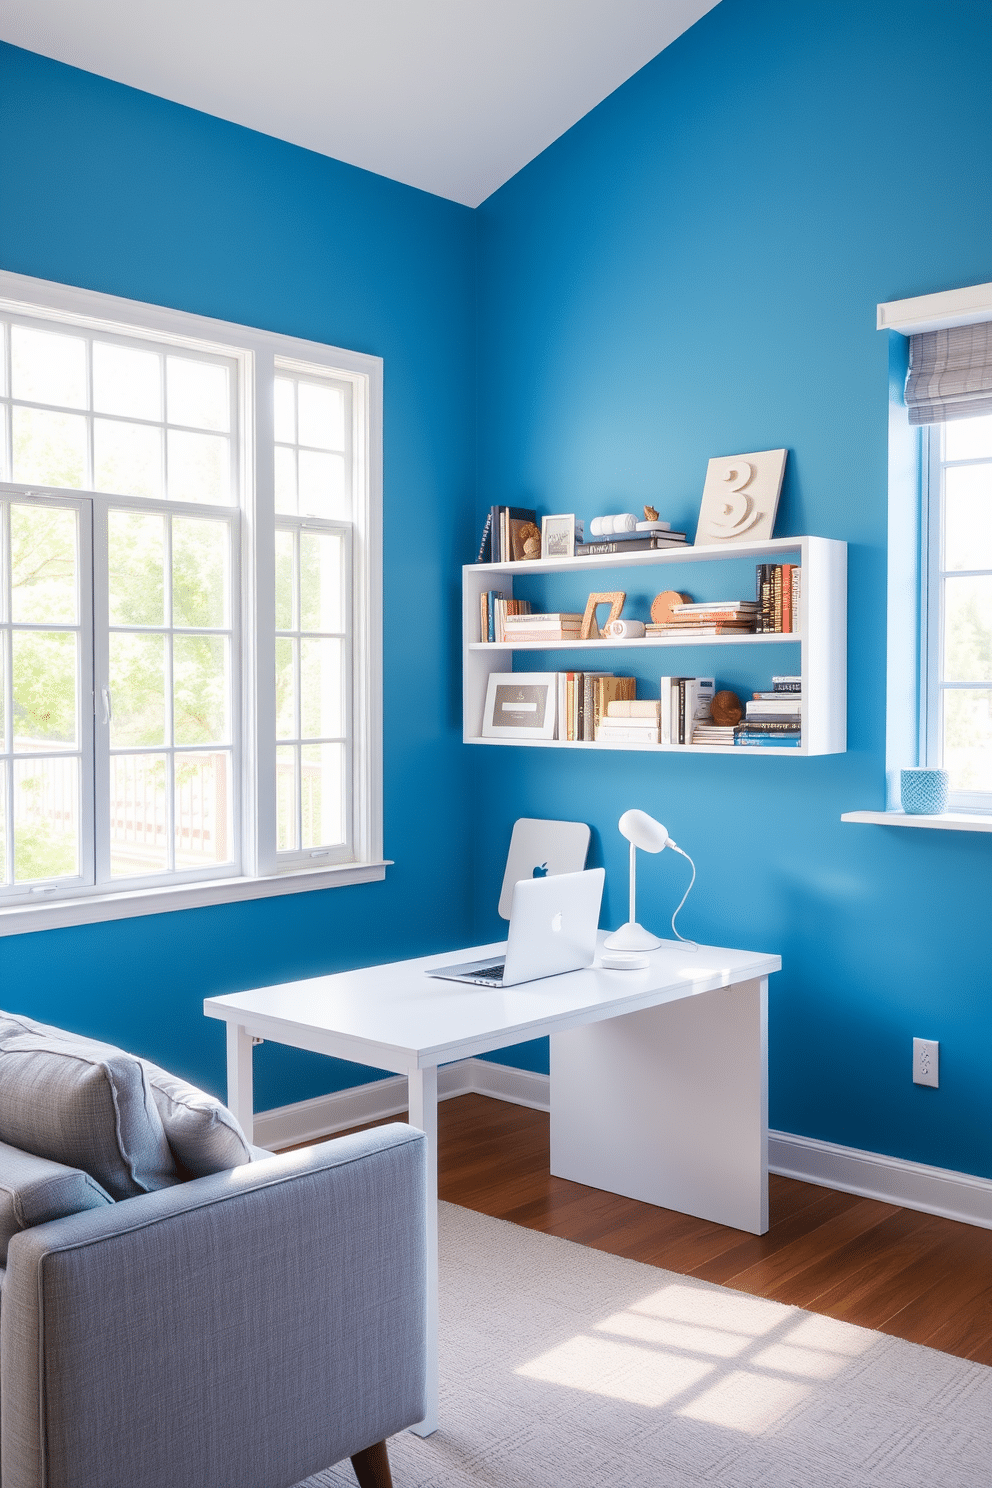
[252,1057,551,1148]
[877,279,992,335]
[768,1130,992,1232]
[255,1064,992,1232]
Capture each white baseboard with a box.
[768,1130,992,1232]
[251,1057,550,1149]
[253,1069,992,1232]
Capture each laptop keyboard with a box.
[472,965,506,981]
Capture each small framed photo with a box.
[482,672,558,739]
[541,513,580,559]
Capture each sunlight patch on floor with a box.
[515,1281,876,1433]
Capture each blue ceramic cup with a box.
[900,767,949,815]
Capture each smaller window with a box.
[921,413,992,809]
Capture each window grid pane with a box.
[1,496,85,891]
[933,422,992,802]
[109,508,236,880]
[0,313,235,505]
[275,515,350,856]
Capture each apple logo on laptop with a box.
[551,912,563,933]
[533,862,549,878]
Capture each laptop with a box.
[426,868,605,988]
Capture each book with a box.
[488,505,538,563]
[596,722,660,743]
[645,621,755,636]
[504,613,582,627]
[740,714,803,726]
[575,535,688,556]
[752,690,803,701]
[670,599,758,613]
[591,527,686,543]
[781,563,792,633]
[792,566,801,634]
[745,698,801,716]
[592,676,636,737]
[476,511,493,563]
[606,700,661,718]
[773,676,801,690]
[735,733,802,748]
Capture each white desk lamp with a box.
[603,808,696,951]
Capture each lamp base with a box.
[603,921,663,951]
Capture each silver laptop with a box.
[426,868,605,988]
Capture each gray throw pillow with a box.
[139,1061,253,1177]
[0,1010,252,1188]
[0,1012,178,1200]
[0,1140,113,1264]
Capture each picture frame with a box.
[482,672,558,739]
[580,591,626,640]
[541,513,579,559]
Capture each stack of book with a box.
[735,676,802,747]
[596,700,661,744]
[502,612,583,643]
[477,506,538,564]
[480,594,532,642]
[691,722,737,746]
[576,528,688,557]
[755,563,801,633]
[556,672,635,740]
[646,599,758,637]
[661,676,715,744]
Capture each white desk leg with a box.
[407,1064,439,1437]
[225,1022,255,1145]
[551,976,768,1235]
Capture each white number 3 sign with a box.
[696,449,788,545]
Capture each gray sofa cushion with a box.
[0,1010,253,1189]
[140,1061,253,1176]
[0,1012,178,1200]
[0,1140,112,1263]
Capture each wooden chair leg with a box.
[350,1439,393,1488]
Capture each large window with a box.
[922,414,992,809]
[0,272,382,928]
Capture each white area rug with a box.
[309,1202,992,1487]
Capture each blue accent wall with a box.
[0,42,478,1110]
[4,0,992,1179]
[473,0,992,1177]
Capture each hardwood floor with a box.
[365,1092,992,1366]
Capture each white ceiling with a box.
[1,1,719,207]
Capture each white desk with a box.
[204,932,780,1436]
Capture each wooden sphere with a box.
[650,590,691,624]
[711,690,743,725]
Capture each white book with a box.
[659,677,674,745]
[607,700,661,719]
[596,723,660,743]
[746,698,801,716]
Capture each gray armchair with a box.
[0,1122,427,1488]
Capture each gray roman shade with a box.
[905,321,992,424]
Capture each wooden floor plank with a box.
[319,1092,992,1361]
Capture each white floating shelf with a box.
[841,810,992,833]
[467,736,804,756]
[470,634,798,651]
[472,534,805,577]
[463,534,846,758]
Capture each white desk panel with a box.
[204,935,780,1073]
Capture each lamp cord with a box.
[668,844,698,950]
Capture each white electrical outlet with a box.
[913,1038,939,1088]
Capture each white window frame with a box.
[0,270,384,934]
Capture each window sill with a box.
[841,810,992,833]
[0,860,392,938]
